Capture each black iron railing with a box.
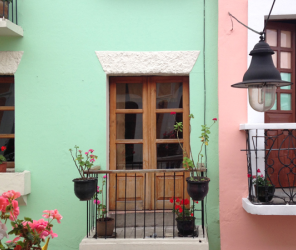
[244,128,296,204]
[85,169,206,239]
[1,0,18,25]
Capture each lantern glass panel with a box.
[248,85,276,112]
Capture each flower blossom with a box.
[93,199,101,205]
[212,118,217,121]
[9,200,20,220]
[2,190,21,201]
[103,175,107,179]
[89,149,94,153]
[257,169,261,173]
[90,159,95,163]
[0,196,9,213]
[170,112,176,115]
[97,186,100,192]
[247,174,251,178]
[1,146,6,151]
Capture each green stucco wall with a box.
[0,0,219,249]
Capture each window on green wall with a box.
[0,76,15,169]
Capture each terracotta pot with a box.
[72,177,97,201]
[186,176,210,201]
[0,1,9,19]
[176,217,195,236]
[96,217,115,237]
[0,162,7,172]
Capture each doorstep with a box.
[79,226,209,250]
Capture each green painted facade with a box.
[0,0,219,249]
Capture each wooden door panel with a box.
[154,172,189,210]
[110,174,145,210]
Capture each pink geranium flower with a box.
[103,175,107,179]
[212,118,217,121]
[90,159,95,163]
[0,196,9,213]
[2,190,21,200]
[257,169,261,173]
[89,149,94,153]
[247,174,251,178]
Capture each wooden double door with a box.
[109,76,190,211]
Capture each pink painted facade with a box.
[218,0,296,249]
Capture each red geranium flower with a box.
[195,201,198,204]
[175,205,181,210]
[170,112,176,115]
[178,208,183,213]
[1,146,6,151]
[176,198,180,203]
[257,169,261,173]
[191,213,194,217]
[14,245,22,250]
[212,118,217,121]
[247,174,251,178]
[169,198,174,203]
[184,198,190,205]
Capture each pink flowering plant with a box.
[69,145,98,180]
[250,169,272,187]
[173,113,217,180]
[93,175,107,218]
[0,190,62,250]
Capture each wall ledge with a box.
[242,198,296,215]
[0,171,31,205]
[240,123,296,130]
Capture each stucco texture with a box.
[0,0,219,249]
[218,0,296,249]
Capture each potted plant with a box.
[0,0,12,19]
[0,146,7,173]
[0,189,62,249]
[173,113,217,201]
[94,175,115,237]
[170,197,198,236]
[69,145,98,201]
[251,169,275,202]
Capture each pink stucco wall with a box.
[218,1,296,249]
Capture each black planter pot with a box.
[255,185,275,202]
[73,177,97,201]
[186,177,210,201]
[176,217,195,236]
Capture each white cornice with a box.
[0,51,23,75]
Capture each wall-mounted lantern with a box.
[231,37,292,112]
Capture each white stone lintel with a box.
[0,171,31,206]
[95,51,200,75]
[0,51,24,75]
[242,198,296,215]
[239,123,296,131]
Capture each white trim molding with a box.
[242,198,296,216]
[95,51,200,75]
[0,51,24,75]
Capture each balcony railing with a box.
[241,123,296,205]
[85,169,206,239]
[1,0,19,25]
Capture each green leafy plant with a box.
[69,146,98,180]
[169,197,198,221]
[173,113,217,180]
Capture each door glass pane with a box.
[116,83,142,109]
[280,73,291,89]
[280,93,291,110]
[281,31,291,48]
[156,113,183,139]
[156,82,182,109]
[0,138,14,162]
[116,114,143,139]
[116,144,143,170]
[270,93,277,110]
[272,51,277,67]
[0,111,14,134]
[157,143,183,169]
[0,83,14,106]
[266,29,277,46]
[280,52,291,69]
